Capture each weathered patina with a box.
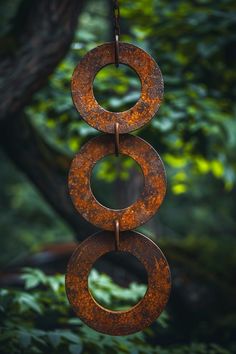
[65,230,171,336]
[68,134,166,231]
[71,42,164,133]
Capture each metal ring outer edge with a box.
[68,134,167,231]
[71,42,164,133]
[65,230,171,336]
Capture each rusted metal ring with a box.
[68,134,166,231]
[71,42,164,133]
[65,230,171,336]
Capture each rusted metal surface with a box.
[71,42,164,133]
[68,134,166,231]
[65,230,171,336]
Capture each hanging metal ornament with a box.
[66,231,170,336]
[71,42,163,133]
[65,0,171,336]
[68,134,166,231]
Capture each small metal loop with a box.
[114,122,119,156]
[114,219,120,251]
[114,34,119,68]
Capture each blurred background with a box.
[0,0,235,353]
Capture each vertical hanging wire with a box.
[113,0,120,154]
[113,0,120,67]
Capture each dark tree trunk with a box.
[0,0,85,120]
[0,0,98,238]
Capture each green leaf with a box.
[19,331,31,348]
[69,343,83,354]
[15,293,42,314]
[21,274,40,289]
[48,332,61,348]
[59,331,81,344]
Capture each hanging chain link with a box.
[113,0,120,67]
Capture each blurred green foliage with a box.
[0,151,72,268]
[0,269,230,354]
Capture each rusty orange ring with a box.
[68,134,166,231]
[65,230,171,336]
[71,42,164,133]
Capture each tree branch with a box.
[0,0,85,119]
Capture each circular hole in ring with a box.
[88,251,148,311]
[93,64,141,112]
[90,154,144,209]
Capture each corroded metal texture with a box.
[68,134,166,231]
[71,42,164,133]
[65,230,171,336]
